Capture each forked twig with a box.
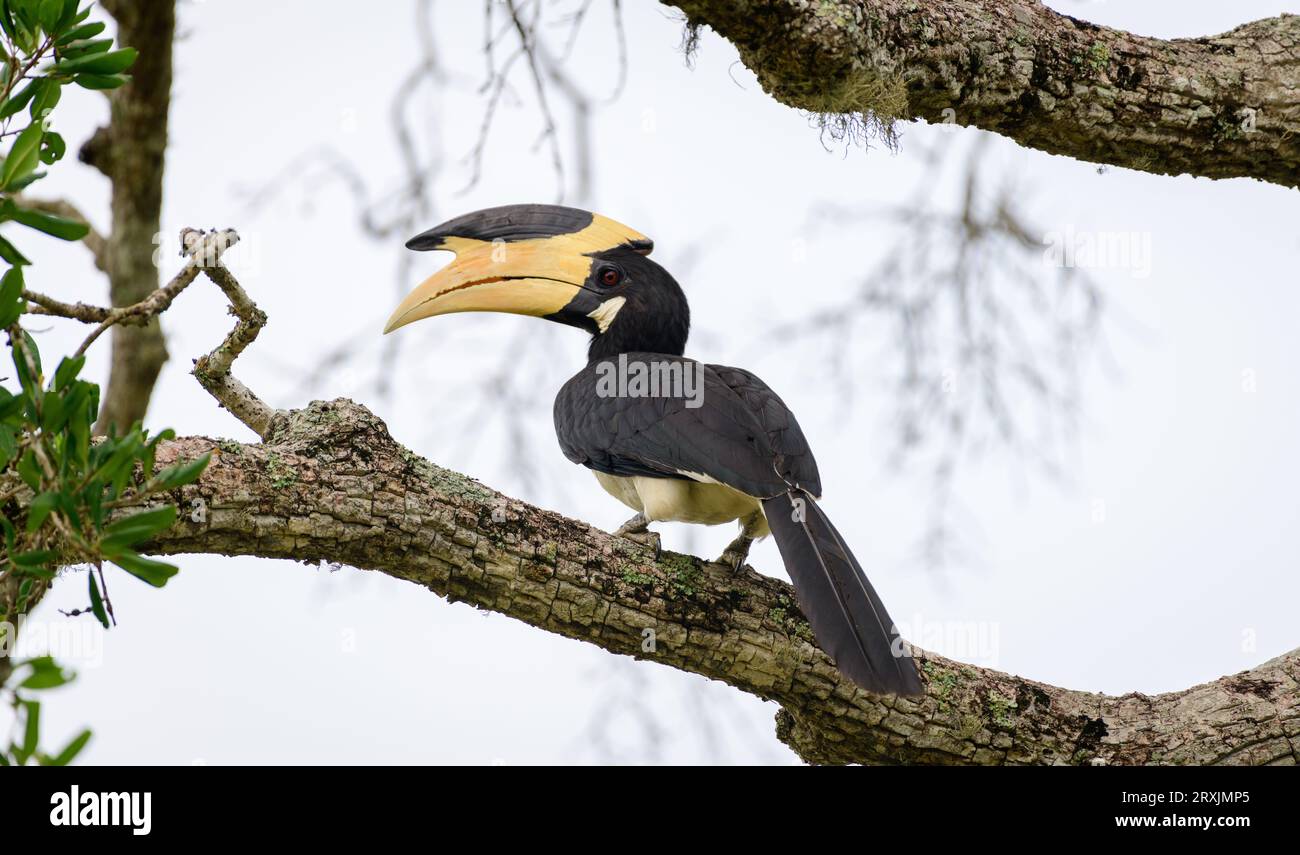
[23,227,282,439]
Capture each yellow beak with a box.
[383,237,588,333]
[384,212,651,334]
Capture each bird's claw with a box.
[621,529,661,561]
[614,514,661,559]
[613,513,648,538]
[713,535,753,571]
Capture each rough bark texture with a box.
[667,0,1300,188]
[88,0,176,433]
[135,398,1299,765]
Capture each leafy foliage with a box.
[0,0,137,261]
[0,0,202,765]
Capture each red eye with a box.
[599,267,621,287]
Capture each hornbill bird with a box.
[384,204,922,696]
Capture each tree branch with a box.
[666,0,1300,188]
[136,399,1298,765]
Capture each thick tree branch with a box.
[135,400,1298,765]
[666,0,1300,187]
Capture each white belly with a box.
[593,471,769,535]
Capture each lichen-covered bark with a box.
[667,0,1300,188]
[138,398,1299,765]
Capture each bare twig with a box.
[24,229,239,359]
[182,230,279,439]
[23,228,235,334]
[22,227,279,438]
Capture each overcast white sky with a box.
[8,0,1300,764]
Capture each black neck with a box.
[587,293,690,361]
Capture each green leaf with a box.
[42,728,90,766]
[0,264,24,326]
[0,423,16,467]
[0,2,18,44]
[72,72,128,90]
[53,46,135,75]
[12,547,56,567]
[2,168,45,193]
[0,79,38,120]
[101,504,176,550]
[37,131,65,165]
[20,700,39,762]
[99,429,143,498]
[36,0,61,33]
[148,452,210,491]
[54,0,79,32]
[28,77,60,122]
[20,656,70,689]
[55,36,110,59]
[88,572,108,628]
[141,428,175,479]
[11,204,87,240]
[52,354,83,390]
[39,385,64,431]
[1,120,43,189]
[108,549,178,587]
[21,327,41,375]
[17,449,41,490]
[55,20,104,44]
[0,234,31,266]
[25,489,58,531]
[0,386,22,419]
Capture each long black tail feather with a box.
[763,490,923,696]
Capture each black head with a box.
[386,204,689,360]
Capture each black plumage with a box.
[393,204,923,696]
[764,490,924,695]
[554,355,819,498]
[555,356,921,696]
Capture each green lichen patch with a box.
[768,595,814,642]
[621,569,655,587]
[265,451,297,489]
[662,554,702,597]
[984,690,1019,730]
[421,461,497,505]
[924,661,964,712]
[1088,42,1110,73]
[534,541,558,565]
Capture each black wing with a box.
[706,364,821,497]
[554,353,819,499]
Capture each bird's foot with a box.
[614,513,661,559]
[714,535,753,572]
[613,513,648,537]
